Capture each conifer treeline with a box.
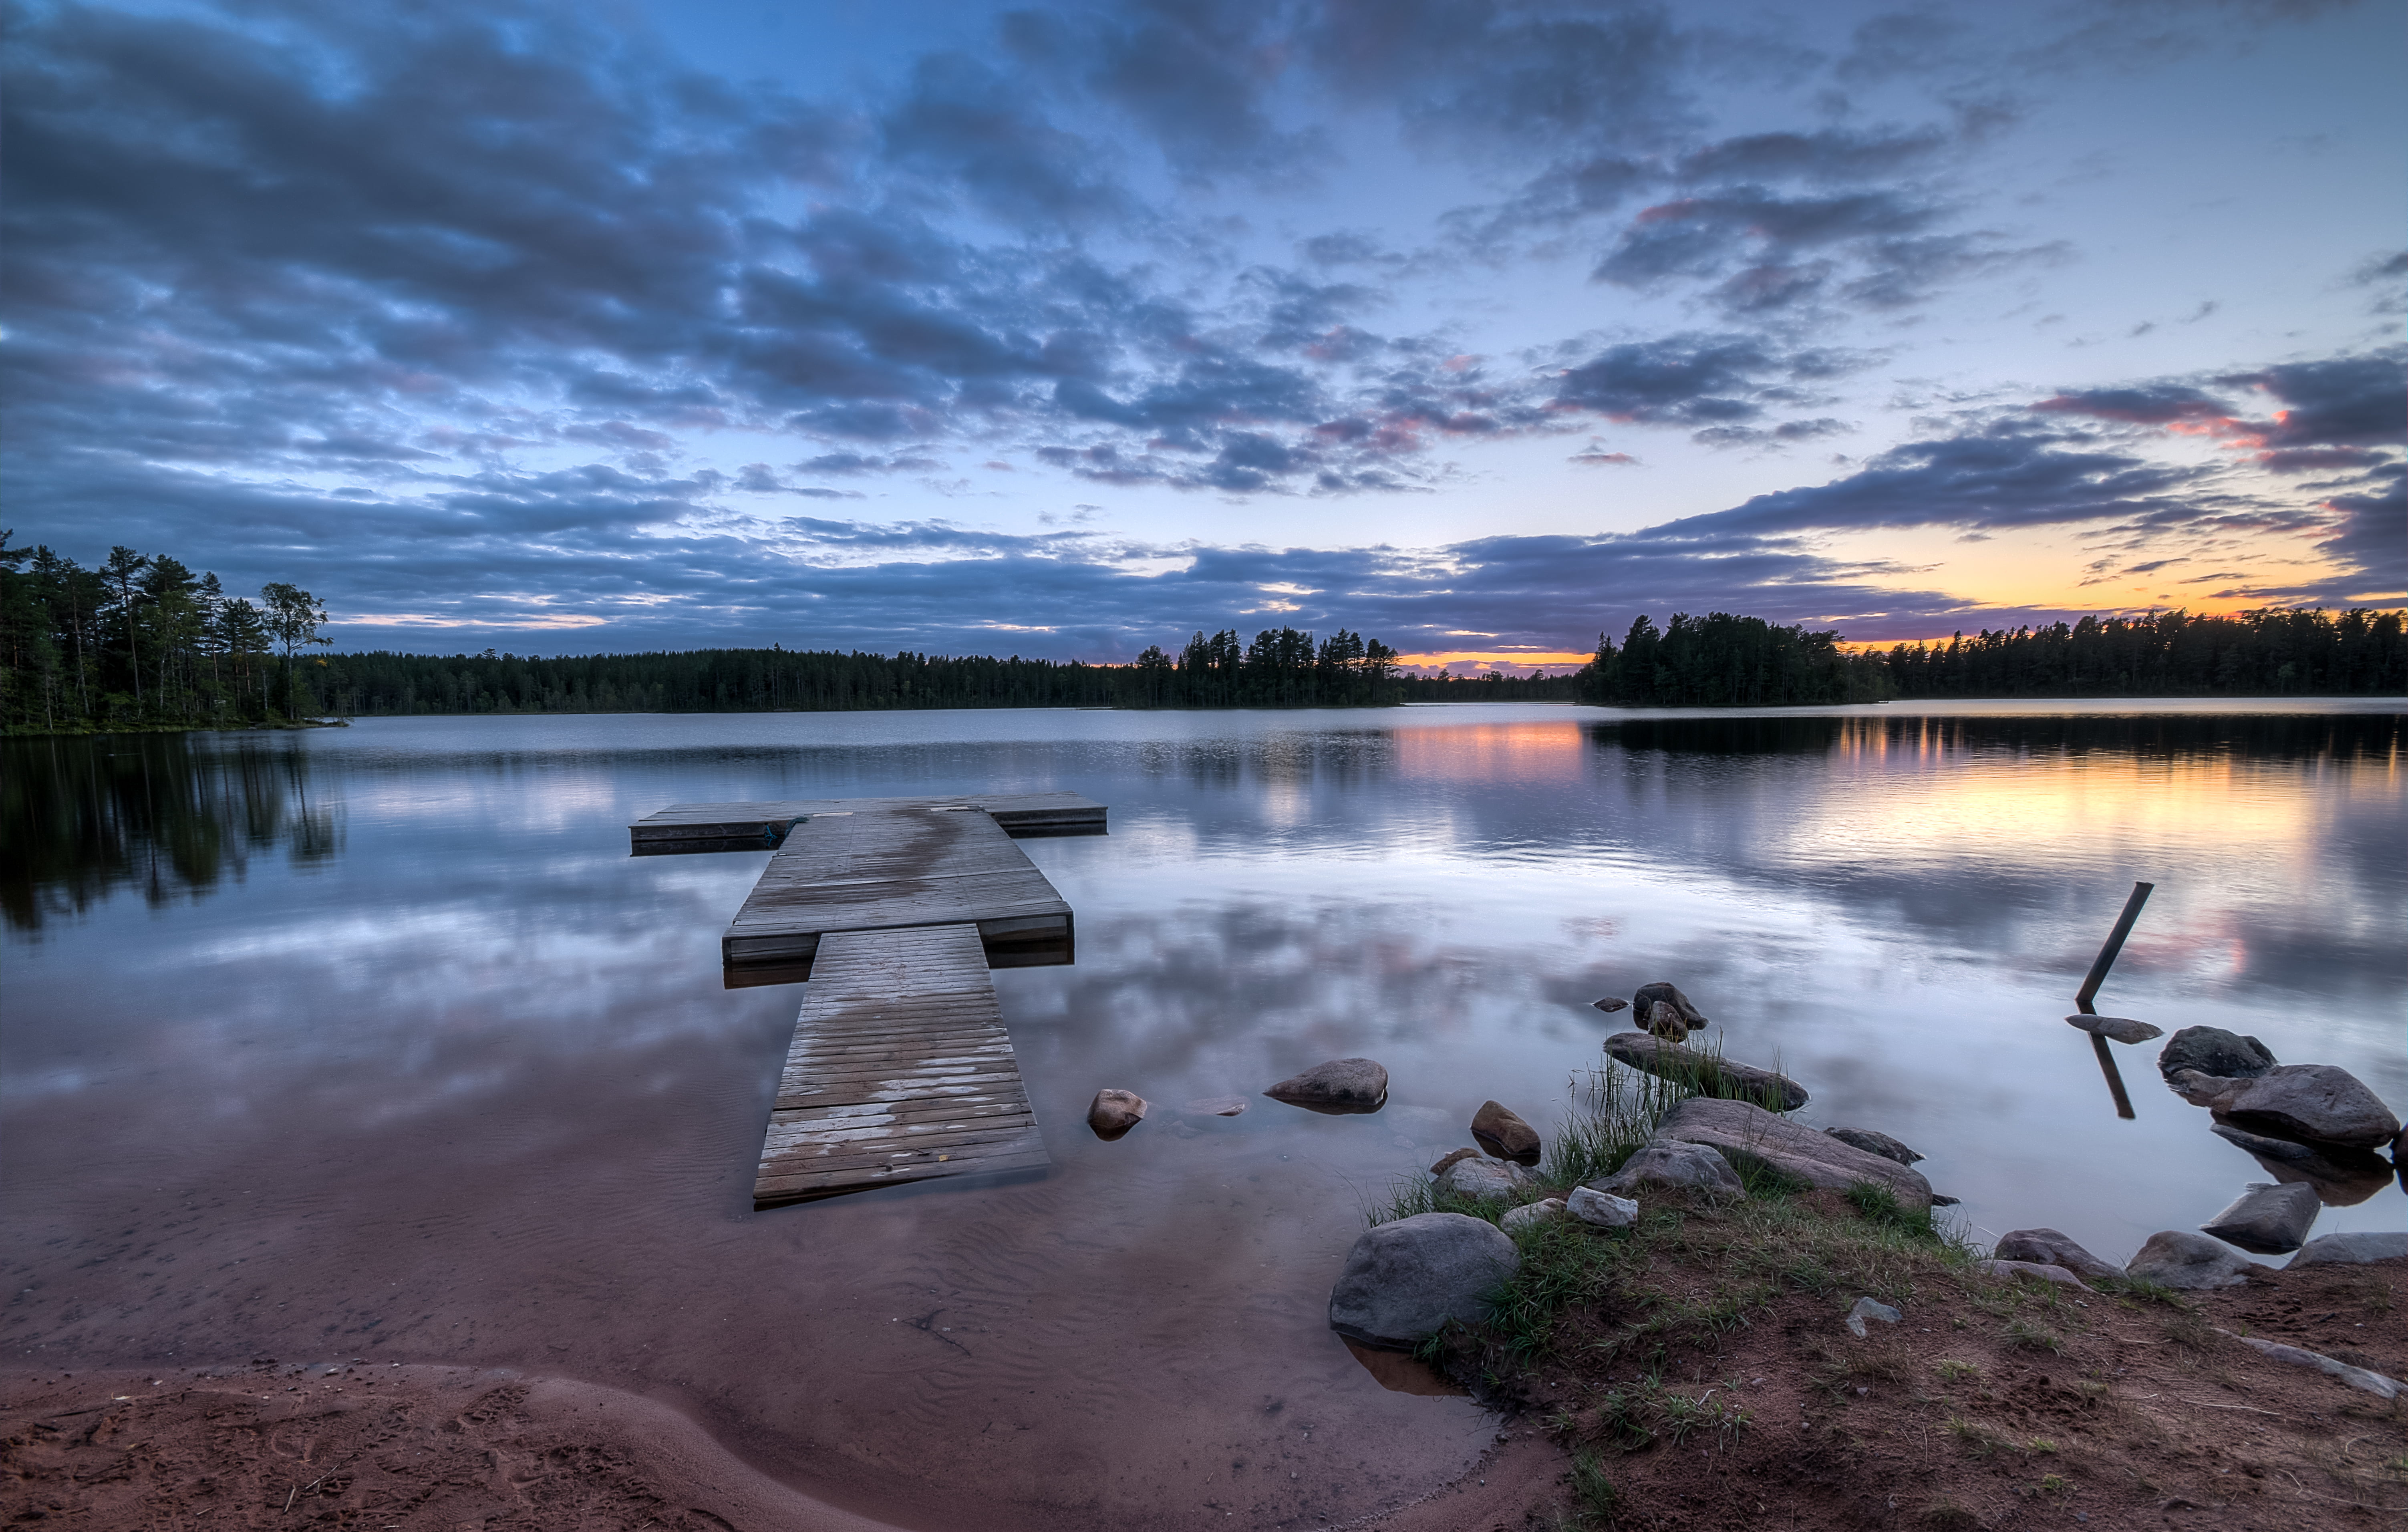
[1571,607,2405,705]
[5,533,2400,733]
[1,534,331,732]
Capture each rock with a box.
[2158,1026,2276,1081]
[1436,1156,1538,1201]
[1994,1228,2124,1282]
[1641,1000,1691,1041]
[1592,1141,1745,1198]
[2210,1124,2395,1207]
[1975,1259,2092,1292]
[1824,1127,1923,1166]
[1180,1095,1248,1117]
[1631,981,1709,1030]
[1086,1089,1147,1138]
[2289,1231,2408,1266]
[1566,1186,1639,1228]
[1470,1101,1542,1164]
[2065,1013,2163,1044]
[1265,1058,1388,1114]
[1328,1212,1519,1350]
[2126,1230,2257,1289]
[2199,1182,2321,1254]
[2194,1065,2402,1150]
[1591,997,1629,1013]
[1500,1198,1567,1234]
[1844,1297,1900,1338]
[2224,1333,2402,1400]
[1429,1147,1482,1176]
[1649,1096,1933,1208]
[1931,1194,1961,1206]
[1602,1032,1808,1113]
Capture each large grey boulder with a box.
[2211,1123,2394,1207]
[1648,1097,1933,1208]
[1824,1127,1923,1166]
[2158,1027,2276,1081]
[2289,1231,2408,1266]
[2185,1065,2402,1150]
[2066,1014,2162,1044]
[2126,1230,2258,1289]
[1470,1100,1542,1164]
[1994,1228,2123,1281]
[1631,981,1709,1030]
[1328,1212,1519,1349]
[2199,1182,2321,1254]
[1592,1140,1744,1198]
[1436,1156,1538,1201]
[1265,1057,1388,1113]
[1602,1032,1808,1112]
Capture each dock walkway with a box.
[628,792,1103,1205]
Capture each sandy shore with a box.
[0,1361,1572,1530]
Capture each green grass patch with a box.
[1568,1450,1619,1528]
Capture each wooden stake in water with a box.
[2075,881,2153,1119]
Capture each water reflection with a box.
[1,703,2400,1528]
[1,733,342,932]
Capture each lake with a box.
[3,701,2401,1528]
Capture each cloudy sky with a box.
[4,0,2400,668]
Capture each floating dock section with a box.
[628,792,1104,1205]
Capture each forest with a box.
[3,533,2400,734]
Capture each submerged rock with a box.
[1603,1032,1808,1112]
[1328,1212,1519,1350]
[1824,1126,1923,1166]
[1566,1186,1638,1228]
[1180,1095,1248,1118]
[2126,1230,2257,1289]
[1631,981,1709,1031]
[1470,1100,1542,1164]
[2210,1123,2395,1207]
[1500,1198,1567,1234]
[1649,1097,1933,1208]
[2289,1230,2408,1266]
[1265,1058,1389,1113]
[1592,1141,1744,1198]
[2065,1013,2163,1045]
[1994,1228,2123,1281]
[1086,1089,1148,1139]
[1591,997,1629,1014]
[2158,1026,2276,1081]
[2199,1181,2321,1254]
[2188,1065,2401,1149]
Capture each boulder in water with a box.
[1265,1058,1389,1113]
[2157,1027,2275,1081]
[2198,1181,2321,1254]
[2187,1065,2400,1150]
[1631,981,1709,1031]
[1328,1213,1519,1350]
[1470,1100,1542,1164]
[1603,1032,1808,1112]
[1086,1089,1148,1139]
[2125,1230,2257,1289]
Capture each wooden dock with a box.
[753,922,1049,1206]
[628,791,1103,1205]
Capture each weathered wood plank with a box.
[630,791,1105,854]
[752,922,1049,1207]
[721,806,1075,979]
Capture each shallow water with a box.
[4,702,2402,1527]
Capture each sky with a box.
[3,0,2401,669]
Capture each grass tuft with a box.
[1568,1450,1619,1528]
[2002,1318,2064,1354]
